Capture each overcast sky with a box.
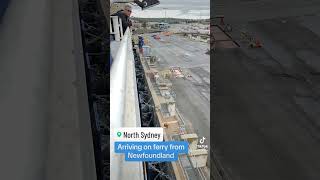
[132,0,210,19]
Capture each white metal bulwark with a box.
[110,28,144,180]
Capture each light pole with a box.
[163,8,168,22]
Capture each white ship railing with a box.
[110,27,144,180]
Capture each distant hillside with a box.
[132,17,209,24]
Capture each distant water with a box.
[132,9,210,19]
[131,0,209,19]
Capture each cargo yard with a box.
[132,24,211,179]
[146,33,210,143]
[110,0,211,178]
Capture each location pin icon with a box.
[117,132,122,137]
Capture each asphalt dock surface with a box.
[147,34,211,146]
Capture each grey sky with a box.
[132,0,210,19]
[147,0,210,10]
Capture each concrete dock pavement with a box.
[147,34,210,144]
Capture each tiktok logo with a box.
[199,137,206,144]
[197,137,208,150]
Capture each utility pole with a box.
[163,8,168,22]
